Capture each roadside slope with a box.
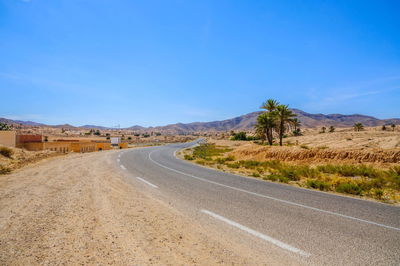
[0,150,267,265]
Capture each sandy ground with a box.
[0,147,59,173]
[0,150,267,265]
[285,129,400,149]
[208,129,400,165]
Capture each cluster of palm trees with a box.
[254,99,298,146]
[353,122,364,131]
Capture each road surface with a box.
[118,141,400,265]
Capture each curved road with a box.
[117,141,400,265]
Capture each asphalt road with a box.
[118,141,400,265]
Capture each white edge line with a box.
[201,209,311,257]
[120,165,126,170]
[148,150,400,232]
[136,177,158,188]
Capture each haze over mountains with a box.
[2,109,399,133]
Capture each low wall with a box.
[0,131,16,147]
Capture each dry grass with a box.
[182,141,400,203]
[0,146,60,174]
[229,145,400,164]
[209,128,400,165]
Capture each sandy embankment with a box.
[0,150,262,265]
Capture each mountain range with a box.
[1,109,399,133]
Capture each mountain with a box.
[0,117,46,127]
[145,110,400,132]
[291,109,400,128]
[1,110,399,133]
[126,125,147,131]
[79,125,113,130]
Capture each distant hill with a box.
[292,109,400,128]
[0,117,45,127]
[1,109,399,133]
[79,125,113,130]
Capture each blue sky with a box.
[1,0,399,127]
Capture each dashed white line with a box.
[148,150,400,232]
[136,177,158,188]
[120,165,126,170]
[201,209,311,257]
[117,158,120,162]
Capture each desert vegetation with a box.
[182,143,400,203]
[255,99,297,146]
[0,122,13,131]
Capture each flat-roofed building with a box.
[70,142,96,153]
[16,134,42,148]
[23,142,71,153]
[94,142,112,151]
[0,131,16,147]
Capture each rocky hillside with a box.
[147,110,400,133]
[1,110,399,133]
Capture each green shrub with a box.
[264,174,289,183]
[317,164,380,178]
[184,154,194,160]
[260,160,283,170]
[0,122,12,130]
[306,179,331,191]
[225,155,235,161]
[231,132,247,141]
[251,172,261,177]
[240,160,260,169]
[256,167,264,174]
[195,160,206,165]
[215,157,227,164]
[374,189,384,200]
[270,165,319,181]
[226,162,240,169]
[0,147,13,158]
[192,144,232,160]
[300,144,309,149]
[336,183,363,195]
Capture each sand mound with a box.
[0,146,58,173]
[230,145,400,164]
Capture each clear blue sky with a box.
[1,0,399,127]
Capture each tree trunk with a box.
[267,128,273,145]
[279,121,284,146]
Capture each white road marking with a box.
[136,177,158,188]
[118,154,121,158]
[117,158,120,162]
[148,150,400,232]
[120,165,126,170]
[201,209,311,257]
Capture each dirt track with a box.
[0,150,266,265]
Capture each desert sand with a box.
[0,150,267,265]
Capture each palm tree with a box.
[275,105,296,146]
[329,126,335,133]
[321,127,326,133]
[261,99,279,112]
[391,124,396,131]
[292,118,301,131]
[354,122,364,131]
[255,112,276,145]
[255,122,266,144]
[256,99,280,145]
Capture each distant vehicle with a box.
[110,137,120,146]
